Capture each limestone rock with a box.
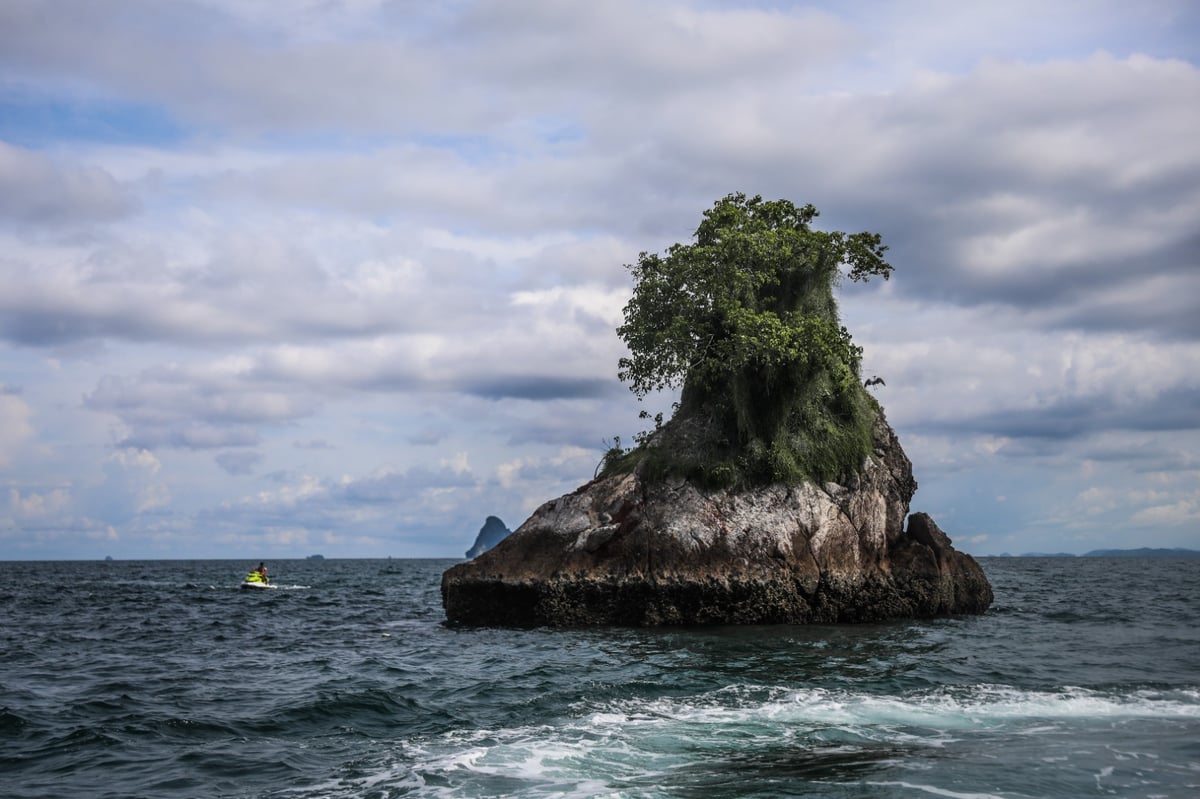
[442,413,992,626]
[465,515,512,559]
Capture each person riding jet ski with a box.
[243,562,269,584]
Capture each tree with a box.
[610,193,892,486]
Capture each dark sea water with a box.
[2,557,1198,799]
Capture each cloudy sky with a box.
[1,0,1197,560]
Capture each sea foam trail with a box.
[864,782,1009,799]
[587,684,1200,730]
[289,683,1200,799]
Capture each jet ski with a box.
[241,570,277,590]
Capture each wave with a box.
[587,683,1200,730]
[273,683,1200,798]
[864,781,1010,799]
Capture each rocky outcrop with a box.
[465,516,512,559]
[442,413,992,626]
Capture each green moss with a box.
[600,381,878,490]
[605,194,891,491]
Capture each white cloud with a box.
[0,390,34,466]
[1131,499,1200,527]
[8,486,71,517]
[104,447,170,514]
[441,452,471,476]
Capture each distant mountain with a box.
[1081,547,1200,558]
[465,516,512,559]
[990,548,1199,558]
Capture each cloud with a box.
[0,388,35,466]
[1131,498,1200,527]
[1,2,1197,557]
[0,141,138,227]
[293,438,334,450]
[945,386,1200,442]
[0,1,857,136]
[215,450,264,476]
[198,463,486,554]
[8,486,71,518]
[459,375,615,402]
[26,447,173,534]
[83,366,301,451]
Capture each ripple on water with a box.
[1,557,1197,799]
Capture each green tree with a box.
[610,193,892,486]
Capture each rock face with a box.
[465,515,512,559]
[442,413,992,626]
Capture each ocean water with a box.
[1,557,1197,799]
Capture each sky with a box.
[1,0,1198,560]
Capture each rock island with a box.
[443,194,993,626]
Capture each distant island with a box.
[465,516,512,559]
[991,548,1200,558]
[306,554,325,560]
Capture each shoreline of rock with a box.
[442,414,993,627]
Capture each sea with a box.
[1,557,1197,799]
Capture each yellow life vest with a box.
[245,571,263,583]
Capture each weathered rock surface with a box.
[442,413,992,626]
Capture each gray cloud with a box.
[459,375,616,402]
[913,386,1200,442]
[0,142,138,227]
[83,369,313,451]
[215,449,263,475]
[194,461,495,554]
[0,1,857,136]
[293,439,334,450]
[338,466,477,504]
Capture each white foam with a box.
[300,683,1199,797]
[865,781,1008,799]
[583,683,1200,741]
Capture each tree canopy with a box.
[609,193,892,487]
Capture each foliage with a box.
[608,193,892,487]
